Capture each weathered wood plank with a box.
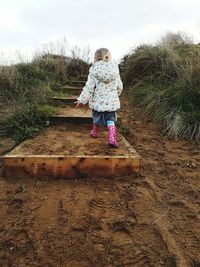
[2,154,140,179]
[1,126,141,179]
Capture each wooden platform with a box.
[1,125,141,178]
[1,76,141,179]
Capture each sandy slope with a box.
[0,93,200,266]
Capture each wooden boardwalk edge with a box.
[1,154,140,178]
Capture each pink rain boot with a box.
[90,124,99,138]
[108,125,118,148]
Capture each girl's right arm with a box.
[76,67,96,105]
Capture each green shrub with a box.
[32,53,71,82]
[1,104,55,144]
[0,63,54,106]
[121,32,200,142]
[0,43,90,145]
[33,54,89,82]
[66,58,90,78]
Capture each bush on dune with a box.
[32,53,70,83]
[0,42,90,143]
[1,104,55,143]
[121,32,200,142]
[66,58,90,78]
[0,68,54,143]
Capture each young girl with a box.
[75,48,123,148]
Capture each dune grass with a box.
[0,42,90,143]
[121,32,200,142]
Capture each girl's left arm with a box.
[116,68,123,96]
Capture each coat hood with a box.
[90,60,119,83]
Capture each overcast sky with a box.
[0,0,200,63]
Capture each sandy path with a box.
[0,92,200,266]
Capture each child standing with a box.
[75,48,123,148]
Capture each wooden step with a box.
[65,80,86,86]
[1,125,141,179]
[62,85,82,90]
[79,74,88,78]
[79,75,87,82]
[60,86,82,95]
[50,106,121,125]
[50,106,92,124]
[52,95,77,105]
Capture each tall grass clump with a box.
[1,105,55,143]
[0,39,90,143]
[33,39,90,82]
[121,32,200,142]
[0,63,54,143]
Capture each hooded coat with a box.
[78,60,123,112]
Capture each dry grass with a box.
[121,32,200,142]
[0,40,90,142]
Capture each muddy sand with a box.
[55,106,91,117]
[0,93,200,266]
[7,124,136,157]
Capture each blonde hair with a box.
[94,48,111,62]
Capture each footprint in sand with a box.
[0,257,9,267]
[65,259,92,267]
[89,197,106,220]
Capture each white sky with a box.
[0,0,200,63]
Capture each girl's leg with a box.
[90,124,99,138]
[107,120,118,148]
[90,110,101,138]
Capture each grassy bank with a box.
[0,46,90,143]
[121,33,200,142]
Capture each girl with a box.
[75,48,123,148]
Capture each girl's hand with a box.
[74,100,83,108]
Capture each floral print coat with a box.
[77,60,123,112]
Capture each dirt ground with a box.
[56,106,91,118]
[0,93,200,266]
